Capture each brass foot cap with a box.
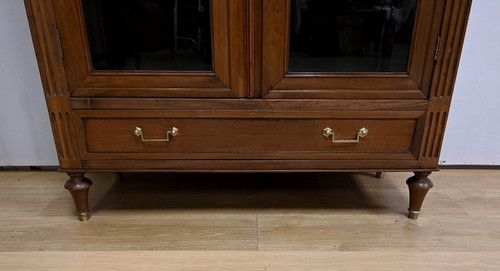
[79,212,90,221]
[408,210,420,220]
[376,172,385,179]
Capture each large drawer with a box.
[78,115,422,160]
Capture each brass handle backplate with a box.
[134,126,179,142]
[322,127,368,143]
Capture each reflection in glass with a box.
[289,0,417,73]
[82,0,212,71]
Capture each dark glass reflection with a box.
[82,0,212,71]
[289,0,417,72]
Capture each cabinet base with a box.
[64,171,433,221]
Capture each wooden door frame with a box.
[51,0,245,98]
[259,0,446,99]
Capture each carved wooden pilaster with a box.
[418,0,472,169]
[24,0,82,169]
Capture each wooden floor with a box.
[0,170,499,270]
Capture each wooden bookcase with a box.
[24,0,472,220]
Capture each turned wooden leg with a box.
[65,173,93,221]
[406,171,433,220]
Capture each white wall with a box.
[0,0,58,166]
[0,0,499,166]
[439,0,500,166]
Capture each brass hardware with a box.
[134,126,179,142]
[408,209,420,220]
[55,28,64,59]
[322,127,368,143]
[79,212,89,221]
[434,35,441,62]
[376,172,385,179]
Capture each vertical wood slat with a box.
[261,0,287,93]
[228,0,247,97]
[33,0,67,97]
[419,111,447,164]
[422,112,436,158]
[437,0,461,98]
[430,1,456,99]
[433,111,448,158]
[57,112,71,160]
[65,112,79,160]
[48,110,78,161]
[443,2,470,98]
[49,112,64,158]
[27,1,54,96]
[415,0,446,96]
[430,0,471,99]
[248,0,263,98]
[430,112,445,159]
[282,0,291,75]
[407,0,444,95]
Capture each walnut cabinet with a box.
[25,0,472,220]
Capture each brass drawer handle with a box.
[133,126,179,142]
[322,127,368,143]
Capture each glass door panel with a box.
[52,0,245,97]
[261,0,445,99]
[289,0,417,73]
[82,0,212,71]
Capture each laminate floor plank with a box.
[0,215,257,251]
[1,170,500,269]
[367,216,500,251]
[445,189,500,216]
[0,251,498,271]
[257,214,370,251]
[258,214,500,251]
[0,221,16,246]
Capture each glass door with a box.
[261,0,445,99]
[53,0,245,97]
[82,0,213,71]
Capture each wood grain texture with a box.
[24,0,83,169]
[74,109,425,119]
[80,117,418,160]
[1,170,500,258]
[407,0,446,96]
[248,0,262,98]
[69,98,429,111]
[1,251,499,271]
[24,0,66,97]
[80,159,420,171]
[25,0,472,172]
[418,0,473,168]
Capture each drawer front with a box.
[80,117,420,160]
